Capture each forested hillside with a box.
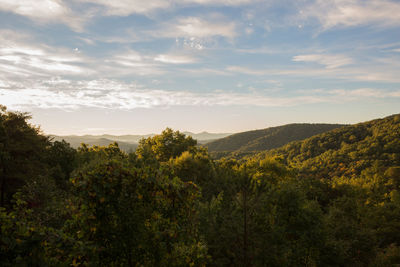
[1,105,400,266]
[260,114,400,180]
[206,123,345,155]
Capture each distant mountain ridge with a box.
[182,131,232,142]
[50,131,232,151]
[50,136,139,152]
[205,123,346,155]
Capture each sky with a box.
[0,0,400,135]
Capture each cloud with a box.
[302,0,400,30]
[102,50,165,76]
[0,32,91,78]
[184,0,254,5]
[0,0,253,33]
[0,30,92,79]
[328,88,400,99]
[0,0,85,31]
[2,78,400,111]
[75,0,254,17]
[151,17,237,40]
[7,0,399,33]
[181,67,231,76]
[1,0,238,39]
[154,54,197,64]
[227,60,400,83]
[75,0,170,16]
[0,32,201,79]
[176,17,236,39]
[292,54,353,69]
[227,65,345,78]
[0,0,65,19]
[82,16,236,46]
[0,86,320,110]
[0,33,165,79]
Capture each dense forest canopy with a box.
[1,105,400,266]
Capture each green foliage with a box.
[46,140,77,187]
[68,160,207,266]
[371,244,400,266]
[137,128,197,162]
[0,106,51,207]
[0,207,48,266]
[2,106,400,266]
[74,142,127,173]
[52,135,138,152]
[169,148,218,201]
[263,114,400,180]
[199,157,326,266]
[206,123,344,155]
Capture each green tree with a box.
[136,128,197,162]
[46,140,77,187]
[68,160,208,266]
[0,106,50,208]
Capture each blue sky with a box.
[1,0,400,135]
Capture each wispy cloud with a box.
[183,0,254,6]
[302,0,400,30]
[0,30,91,78]
[176,17,236,39]
[227,61,400,83]
[2,78,400,111]
[154,54,197,64]
[74,15,237,46]
[329,88,400,99]
[0,86,319,110]
[152,16,237,40]
[292,54,353,69]
[0,0,254,33]
[102,50,165,76]
[181,67,231,76]
[75,0,170,16]
[75,0,254,17]
[0,0,86,31]
[0,32,165,79]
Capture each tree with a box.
[170,148,217,200]
[136,128,197,162]
[0,106,50,208]
[68,160,208,266]
[46,140,77,187]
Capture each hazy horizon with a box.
[1,0,400,135]
[40,113,385,136]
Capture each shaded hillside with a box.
[206,123,345,153]
[260,114,400,180]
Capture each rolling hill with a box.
[205,123,346,155]
[258,113,400,180]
